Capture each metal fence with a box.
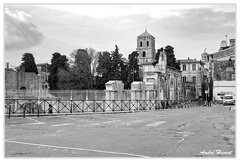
[5,98,205,118]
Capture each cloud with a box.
[152,8,235,40]
[4,8,44,51]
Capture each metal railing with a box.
[5,98,205,118]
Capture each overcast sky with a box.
[4,4,236,68]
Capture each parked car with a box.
[222,94,235,106]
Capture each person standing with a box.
[48,104,53,114]
[207,94,211,107]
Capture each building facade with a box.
[5,66,40,98]
[179,58,204,99]
[136,30,182,101]
[37,63,50,92]
[206,39,236,102]
[5,63,50,98]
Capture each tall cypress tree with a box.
[109,45,122,80]
[20,53,38,74]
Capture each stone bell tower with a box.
[136,29,156,65]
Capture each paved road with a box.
[5,104,235,157]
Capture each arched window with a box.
[192,76,196,83]
[147,41,149,46]
[140,41,142,47]
[142,51,146,57]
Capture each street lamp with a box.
[38,74,41,101]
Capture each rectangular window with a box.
[192,76,196,83]
[182,76,186,82]
[192,64,196,71]
[183,65,186,71]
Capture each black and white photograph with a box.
[3,1,237,158]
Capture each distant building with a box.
[207,39,236,102]
[178,58,205,99]
[5,63,18,91]
[36,63,50,92]
[5,64,40,98]
[5,62,50,98]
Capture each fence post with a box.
[129,100,131,112]
[23,105,25,118]
[8,105,11,118]
[93,100,95,113]
[103,100,105,112]
[121,100,123,111]
[43,100,46,114]
[112,100,114,112]
[82,100,85,113]
[70,100,73,113]
[136,100,139,111]
[37,105,40,118]
[57,99,60,114]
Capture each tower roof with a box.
[201,52,208,56]
[138,29,154,38]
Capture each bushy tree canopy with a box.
[164,45,180,70]
[20,53,38,74]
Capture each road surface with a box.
[5,104,235,157]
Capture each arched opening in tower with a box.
[142,51,146,57]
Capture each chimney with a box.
[188,57,189,60]
[6,62,9,69]
[229,39,235,47]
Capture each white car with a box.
[222,94,235,106]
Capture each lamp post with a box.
[38,74,41,102]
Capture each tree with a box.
[164,45,180,70]
[109,45,123,80]
[125,51,140,89]
[48,52,69,90]
[70,49,92,90]
[120,60,128,89]
[96,51,112,89]
[57,68,73,90]
[20,53,38,74]
[95,45,123,89]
